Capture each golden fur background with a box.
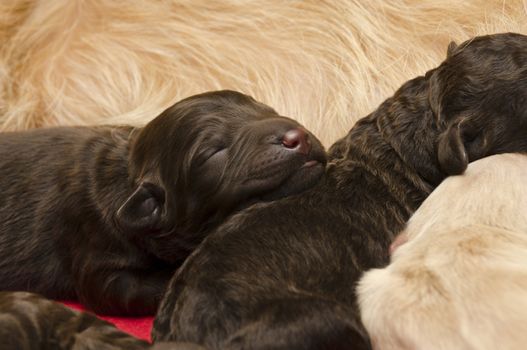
[1,0,526,146]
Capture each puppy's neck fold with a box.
[329,76,445,217]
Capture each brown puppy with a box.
[0,291,149,350]
[151,33,527,349]
[0,90,326,316]
[358,153,527,350]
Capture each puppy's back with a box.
[403,153,527,241]
[358,153,527,350]
[0,126,132,297]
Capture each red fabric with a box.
[61,301,153,342]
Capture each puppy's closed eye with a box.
[200,146,227,163]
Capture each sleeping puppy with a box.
[0,291,149,350]
[151,33,527,349]
[0,90,326,316]
[0,291,206,350]
[358,153,527,350]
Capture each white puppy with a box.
[358,153,527,350]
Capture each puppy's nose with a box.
[282,128,311,155]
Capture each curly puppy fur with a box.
[151,34,527,349]
[1,1,527,145]
[0,291,206,350]
[358,153,527,350]
[0,90,325,316]
[0,291,149,350]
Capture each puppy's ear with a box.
[438,122,468,175]
[116,182,165,232]
[446,41,458,58]
[438,119,489,175]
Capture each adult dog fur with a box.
[1,1,526,146]
[0,90,326,316]
[358,153,527,350]
[151,33,527,349]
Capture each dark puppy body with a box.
[0,90,326,316]
[152,33,527,349]
[0,292,149,350]
[0,290,211,350]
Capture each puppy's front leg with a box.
[75,262,174,316]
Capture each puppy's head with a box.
[429,33,527,175]
[116,90,326,261]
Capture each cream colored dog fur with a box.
[1,1,527,146]
[358,153,527,350]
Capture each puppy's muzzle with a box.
[282,128,311,155]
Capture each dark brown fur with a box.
[151,33,527,349]
[0,90,326,316]
[0,292,205,350]
[0,291,149,350]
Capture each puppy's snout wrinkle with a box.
[281,128,310,155]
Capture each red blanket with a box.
[62,302,153,342]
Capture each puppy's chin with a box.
[259,161,326,201]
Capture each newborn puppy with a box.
[0,291,149,350]
[0,291,211,350]
[0,90,326,316]
[152,33,527,349]
[358,153,527,350]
